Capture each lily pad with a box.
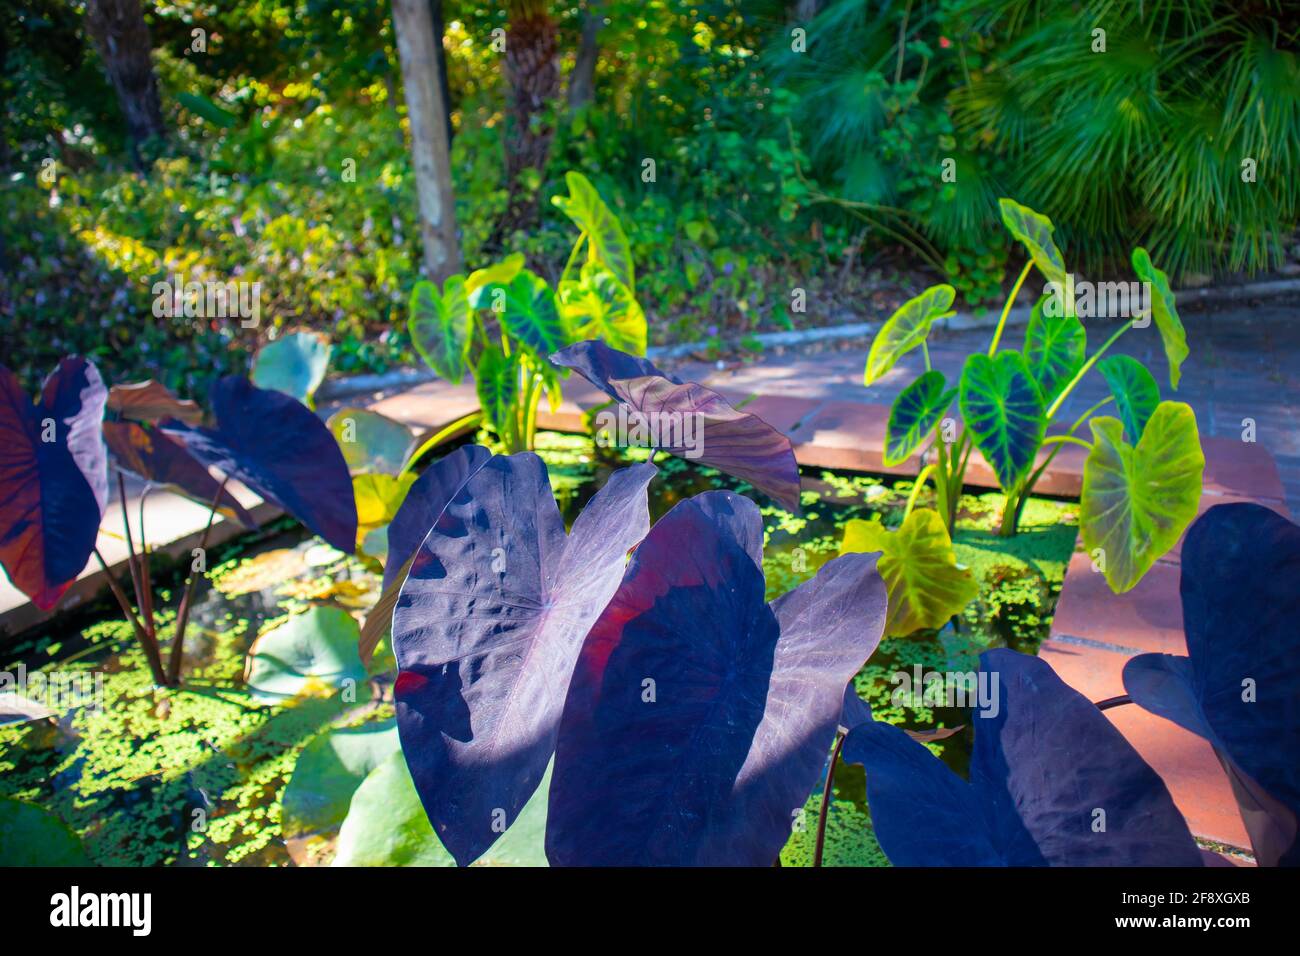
[0,798,89,866]
[332,752,550,866]
[840,509,978,637]
[282,718,401,839]
[1080,402,1204,593]
[327,408,416,475]
[251,330,332,407]
[863,285,955,387]
[245,606,369,704]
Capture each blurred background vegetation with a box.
[2,0,1297,398]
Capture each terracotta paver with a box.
[790,401,917,475]
[1050,552,1186,655]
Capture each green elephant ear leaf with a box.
[332,751,549,866]
[999,198,1067,287]
[475,346,518,442]
[1131,247,1189,390]
[864,285,956,386]
[840,510,978,638]
[558,263,647,356]
[245,606,370,704]
[552,171,634,294]
[958,351,1045,491]
[327,407,416,475]
[353,472,417,559]
[0,798,89,866]
[466,253,525,303]
[251,330,332,407]
[885,370,956,467]
[409,276,471,385]
[499,270,568,357]
[1022,298,1085,405]
[1080,402,1204,594]
[1098,355,1160,443]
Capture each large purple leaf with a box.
[382,444,492,594]
[1123,503,1300,866]
[552,340,802,512]
[103,421,254,528]
[0,358,108,610]
[546,490,886,866]
[162,377,356,552]
[392,455,655,866]
[844,649,1203,866]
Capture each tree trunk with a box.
[392,0,464,284]
[428,0,454,145]
[567,2,602,110]
[490,0,559,246]
[83,0,165,156]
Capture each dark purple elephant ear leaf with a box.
[845,649,1203,866]
[552,340,802,512]
[0,358,108,610]
[103,421,254,528]
[392,455,655,866]
[161,377,357,552]
[549,339,681,401]
[358,444,493,665]
[547,492,885,866]
[843,718,1001,866]
[1124,502,1300,866]
[382,445,492,595]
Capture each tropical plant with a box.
[843,503,1300,868]
[864,198,1203,593]
[0,354,358,687]
[407,171,647,454]
[389,449,888,865]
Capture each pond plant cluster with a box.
[1,180,1296,869]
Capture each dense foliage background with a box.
[2,0,1297,397]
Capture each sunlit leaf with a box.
[999,198,1067,286]
[106,379,201,425]
[1098,354,1160,442]
[409,277,470,385]
[840,510,978,637]
[282,719,400,839]
[326,407,416,475]
[863,285,955,386]
[1080,402,1204,593]
[393,456,655,865]
[557,263,647,356]
[551,171,634,293]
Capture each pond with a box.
[0,431,1079,867]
